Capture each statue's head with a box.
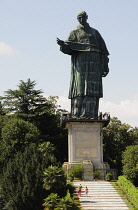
[77,11,88,25]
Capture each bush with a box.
[118,175,138,208]
[69,163,83,180]
[105,173,113,181]
[122,145,138,186]
[93,170,101,179]
[56,191,81,210]
[66,183,76,196]
[43,193,59,209]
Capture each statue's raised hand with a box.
[57,38,64,46]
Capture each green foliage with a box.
[0,118,40,169]
[105,173,113,181]
[0,79,68,163]
[117,175,138,208]
[43,191,81,210]
[2,118,39,145]
[43,193,60,210]
[43,180,81,210]
[122,145,138,185]
[103,117,137,174]
[0,79,68,209]
[0,79,45,115]
[0,79,64,123]
[93,170,101,179]
[38,141,56,164]
[69,164,83,180]
[1,143,56,210]
[42,171,81,209]
[66,183,76,195]
[56,191,81,210]
[43,166,67,197]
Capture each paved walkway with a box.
[73,181,129,210]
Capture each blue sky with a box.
[0,0,138,127]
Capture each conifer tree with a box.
[2,143,57,210]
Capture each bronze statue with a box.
[57,11,109,119]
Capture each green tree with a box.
[0,79,64,122]
[122,145,138,186]
[0,79,45,115]
[1,143,57,210]
[0,79,68,163]
[103,117,137,173]
[0,79,59,131]
[43,166,67,197]
[0,118,40,169]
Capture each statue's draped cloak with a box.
[60,23,109,100]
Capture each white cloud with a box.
[57,94,70,111]
[58,95,138,127]
[0,42,19,56]
[100,99,138,127]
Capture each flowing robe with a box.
[60,23,109,118]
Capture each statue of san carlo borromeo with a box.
[57,11,109,119]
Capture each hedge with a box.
[117,175,138,208]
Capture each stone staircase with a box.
[73,181,129,210]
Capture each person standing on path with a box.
[78,184,82,196]
[85,186,88,196]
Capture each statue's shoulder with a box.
[89,27,99,34]
[89,27,102,38]
[69,28,80,34]
[67,28,80,39]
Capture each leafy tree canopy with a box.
[0,79,68,163]
[122,145,138,186]
[43,166,67,197]
[0,79,63,120]
[103,117,138,173]
[0,118,40,169]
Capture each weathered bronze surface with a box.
[57,11,109,119]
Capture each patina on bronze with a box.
[57,11,109,119]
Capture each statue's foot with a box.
[70,115,78,119]
[79,115,86,119]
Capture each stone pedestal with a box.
[66,121,104,167]
[63,120,110,180]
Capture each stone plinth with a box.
[63,119,112,180]
[66,121,105,168]
[83,160,94,181]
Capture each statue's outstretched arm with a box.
[57,38,64,46]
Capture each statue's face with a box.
[77,15,87,25]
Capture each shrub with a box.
[93,170,101,179]
[122,145,138,186]
[56,191,81,210]
[43,193,59,209]
[69,163,83,180]
[105,173,113,181]
[117,175,138,208]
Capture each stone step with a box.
[82,208,129,209]
[73,181,129,210]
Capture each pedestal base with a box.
[66,121,104,166]
[63,119,117,180]
[83,160,94,181]
[63,160,111,180]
